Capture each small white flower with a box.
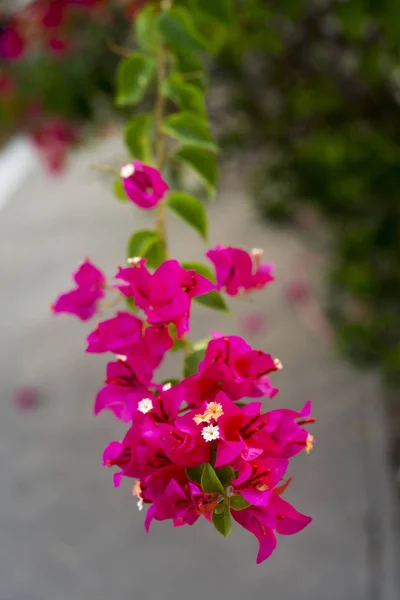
[137,497,144,511]
[115,354,127,362]
[251,248,264,258]
[274,358,283,370]
[127,256,141,265]
[162,382,172,391]
[120,163,135,179]
[201,424,220,442]
[138,398,153,414]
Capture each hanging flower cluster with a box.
[52,1,314,564]
[53,174,314,562]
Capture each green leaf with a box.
[113,179,128,202]
[212,505,232,538]
[134,6,160,51]
[127,229,165,269]
[158,7,208,54]
[173,51,206,90]
[181,261,215,282]
[201,464,225,494]
[194,291,228,312]
[162,74,206,115]
[230,495,251,511]
[184,347,206,377]
[215,466,235,487]
[214,504,225,515]
[163,112,217,152]
[166,191,207,240]
[127,229,157,257]
[194,0,233,24]
[116,53,155,106]
[174,145,217,195]
[124,114,152,163]
[186,465,204,483]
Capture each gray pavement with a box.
[0,137,398,600]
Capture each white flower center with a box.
[162,382,172,391]
[120,163,135,179]
[201,424,220,442]
[115,354,127,362]
[251,247,264,258]
[138,398,153,414]
[127,256,141,265]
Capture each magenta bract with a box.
[52,259,105,321]
[0,26,25,61]
[120,161,169,209]
[185,335,279,404]
[207,245,275,296]
[115,259,214,337]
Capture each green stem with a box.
[154,40,169,257]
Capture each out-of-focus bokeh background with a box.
[0,1,399,599]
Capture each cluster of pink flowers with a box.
[0,1,102,61]
[0,1,146,173]
[53,161,314,563]
[1,1,147,62]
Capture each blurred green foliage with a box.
[2,1,399,383]
[0,6,130,140]
[217,0,400,384]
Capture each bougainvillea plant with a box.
[52,1,314,564]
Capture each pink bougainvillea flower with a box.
[232,496,311,563]
[14,386,41,411]
[30,117,78,173]
[120,161,169,209]
[263,401,315,459]
[231,505,277,563]
[158,410,210,467]
[140,323,174,368]
[40,2,65,28]
[0,25,26,61]
[206,245,275,296]
[269,493,312,536]
[145,480,216,531]
[52,259,106,321]
[115,259,214,337]
[231,457,289,506]
[94,355,152,422]
[86,311,143,354]
[185,335,280,404]
[284,279,310,303]
[189,392,314,468]
[103,387,189,487]
[240,311,266,335]
[47,36,71,56]
[72,258,105,288]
